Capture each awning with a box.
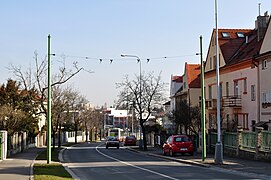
[251,121,269,127]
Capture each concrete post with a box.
[0,131,8,160]
[18,133,22,153]
[23,132,27,151]
[255,127,263,160]
[236,126,243,156]
[151,132,155,147]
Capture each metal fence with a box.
[224,132,237,148]
[208,132,218,147]
[261,131,271,151]
[242,131,256,150]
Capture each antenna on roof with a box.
[258,3,261,16]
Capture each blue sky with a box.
[1,1,271,106]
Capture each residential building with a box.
[204,13,269,131]
[172,63,201,134]
[175,62,201,108]
[103,108,128,130]
[169,75,183,112]
[256,12,271,130]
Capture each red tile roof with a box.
[185,63,201,88]
[227,30,261,65]
[171,75,183,82]
[213,29,263,65]
[215,29,252,63]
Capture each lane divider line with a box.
[95,144,179,180]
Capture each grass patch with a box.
[34,164,73,180]
[36,148,61,162]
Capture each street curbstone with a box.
[126,147,210,168]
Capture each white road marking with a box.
[95,145,179,180]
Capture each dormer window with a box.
[262,60,267,70]
[221,32,230,38]
[237,32,245,38]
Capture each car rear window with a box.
[174,137,190,142]
[109,137,118,141]
[126,136,135,139]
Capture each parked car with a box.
[106,136,120,149]
[163,135,194,156]
[123,135,137,146]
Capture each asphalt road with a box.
[61,142,256,180]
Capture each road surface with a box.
[61,142,256,180]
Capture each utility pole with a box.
[214,0,223,164]
[47,34,52,164]
[200,36,206,161]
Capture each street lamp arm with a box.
[121,54,140,60]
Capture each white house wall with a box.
[259,19,271,122]
[259,57,271,122]
[205,64,257,130]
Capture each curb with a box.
[29,153,39,180]
[126,147,210,168]
[127,147,271,179]
[59,145,80,180]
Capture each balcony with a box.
[262,102,271,108]
[205,99,217,109]
[222,95,242,108]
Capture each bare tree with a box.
[8,51,84,116]
[51,85,73,149]
[8,51,87,147]
[173,100,200,135]
[117,72,166,150]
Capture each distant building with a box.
[103,108,128,130]
[169,75,183,112]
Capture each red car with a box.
[163,135,194,156]
[124,135,137,146]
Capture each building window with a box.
[236,32,245,38]
[251,85,256,101]
[262,92,267,103]
[221,32,230,38]
[262,60,267,69]
[226,82,229,97]
[252,120,256,132]
[243,78,247,94]
[209,86,212,99]
[234,81,239,96]
[213,55,217,69]
[243,114,248,129]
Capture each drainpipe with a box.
[257,59,261,123]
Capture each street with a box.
[61,142,254,180]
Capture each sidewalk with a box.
[0,147,45,180]
[128,146,271,179]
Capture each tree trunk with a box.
[52,130,56,150]
[141,122,147,151]
[85,127,88,142]
[75,123,78,144]
[58,122,61,148]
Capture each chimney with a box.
[245,36,249,44]
[255,11,270,41]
